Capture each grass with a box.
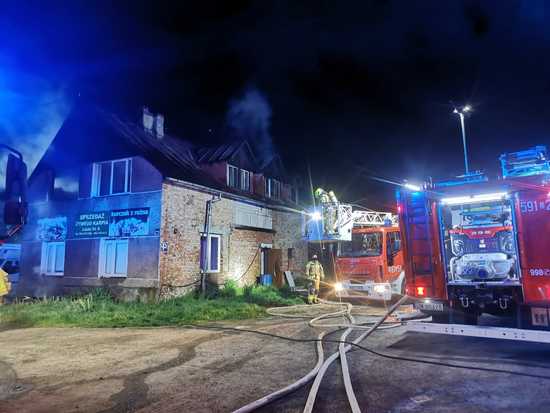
[0,285,304,329]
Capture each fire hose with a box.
[232,295,409,413]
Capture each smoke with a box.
[0,70,70,191]
[226,87,275,166]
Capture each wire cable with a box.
[176,323,550,381]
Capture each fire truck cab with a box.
[335,225,404,301]
[399,146,550,329]
[305,201,402,301]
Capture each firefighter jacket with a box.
[305,260,325,281]
[0,268,10,297]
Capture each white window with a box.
[241,169,251,192]
[266,178,281,199]
[227,164,239,189]
[99,239,129,278]
[41,242,65,276]
[91,158,132,197]
[200,234,221,273]
[290,186,298,203]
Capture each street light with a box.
[453,104,472,174]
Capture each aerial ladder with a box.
[305,200,397,243]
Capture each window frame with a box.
[98,238,129,278]
[91,158,132,197]
[41,241,66,277]
[240,169,252,192]
[387,231,402,255]
[227,164,239,189]
[266,178,281,199]
[200,234,221,273]
[2,259,19,274]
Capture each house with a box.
[15,105,308,300]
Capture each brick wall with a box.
[228,228,272,285]
[159,180,307,298]
[272,209,308,278]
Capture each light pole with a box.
[453,104,472,174]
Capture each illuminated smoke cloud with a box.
[0,73,69,191]
[226,87,275,166]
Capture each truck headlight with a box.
[334,282,344,292]
[374,284,387,294]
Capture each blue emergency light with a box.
[500,145,550,178]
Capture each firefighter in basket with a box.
[306,254,325,304]
[314,188,340,236]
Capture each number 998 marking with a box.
[529,268,550,276]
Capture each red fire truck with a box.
[305,201,403,301]
[335,216,404,301]
[398,146,550,330]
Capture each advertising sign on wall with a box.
[74,208,150,238]
[74,212,109,238]
[108,208,150,237]
[37,216,67,241]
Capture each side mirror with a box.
[387,251,394,266]
[393,239,401,252]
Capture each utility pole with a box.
[453,104,472,174]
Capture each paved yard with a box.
[2,317,550,412]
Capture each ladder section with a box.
[404,193,434,280]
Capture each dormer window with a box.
[227,164,239,188]
[91,158,132,197]
[227,164,252,192]
[241,169,251,192]
[266,178,281,199]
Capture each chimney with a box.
[142,107,154,133]
[155,113,164,138]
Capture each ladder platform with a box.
[407,321,550,343]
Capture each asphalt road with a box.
[1,313,550,412]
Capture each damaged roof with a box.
[195,140,256,164]
[29,104,296,206]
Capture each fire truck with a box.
[305,201,403,301]
[1,144,27,244]
[398,145,550,331]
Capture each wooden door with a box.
[267,249,283,287]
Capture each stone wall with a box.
[159,180,307,298]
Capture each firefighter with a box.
[305,254,324,304]
[0,268,10,305]
[314,188,339,235]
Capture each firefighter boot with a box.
[313,294,319,304]
[307,283,316,304]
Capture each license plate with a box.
[419,302,444,312]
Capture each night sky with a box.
[2,0,550,209]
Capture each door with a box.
[267,249,283,287]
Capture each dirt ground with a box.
[2,313,550,413]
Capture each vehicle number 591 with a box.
[520,200,550,213]
[529,268,550,276]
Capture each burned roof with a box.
[29,104,297,207]
[103,111,201,178]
